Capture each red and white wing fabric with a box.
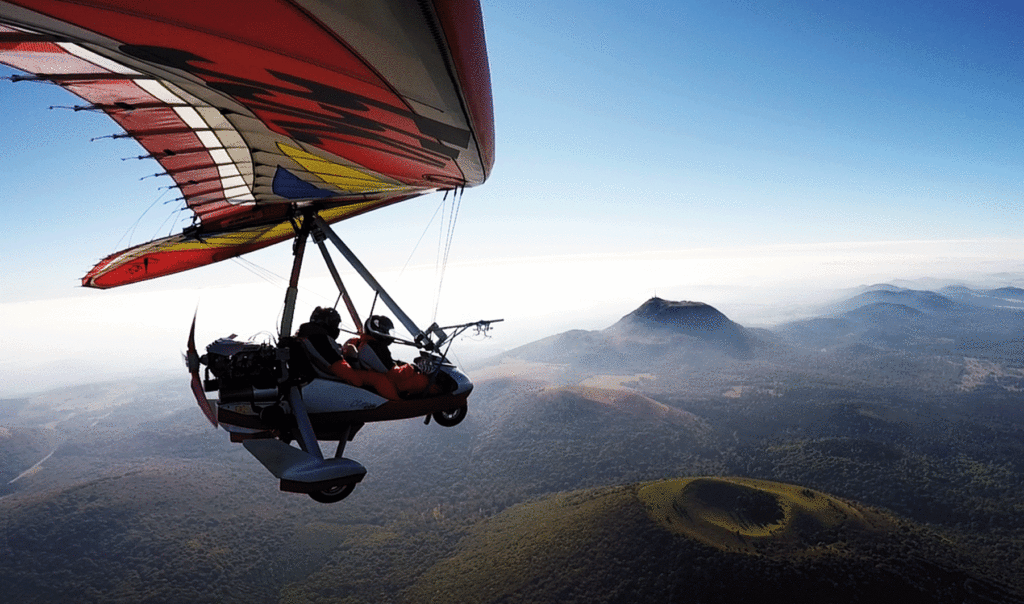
[0,0,494,288]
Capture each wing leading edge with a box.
[0,0,494,288]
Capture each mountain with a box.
[777,301,928,352]
[607,297,760,354]
[405,478,1019,604]
[610,298,739,332]
[777,285,1024,362]
[940,285,1024,309]
[831,287,959,314]
[842,301,924,322]
[987,286,1024,300]
[494,298,772,385]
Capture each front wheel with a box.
[432,404,467,427]
[308,483,356,504]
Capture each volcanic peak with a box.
[613,297,733,333]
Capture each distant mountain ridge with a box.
[843,302,924,322]
[987,286,1024,299]
[778,284,1024,361]
[477,286,1023,392]
[831,288,959,315]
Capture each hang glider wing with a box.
[0,0,494,288]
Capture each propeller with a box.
[187,312,218,427]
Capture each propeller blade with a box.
[187,313,218,427]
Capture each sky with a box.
[2,0,1024,395]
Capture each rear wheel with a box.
[308,483,355,504]
[432,404,467,427]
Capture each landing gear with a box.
[308,483,356,503]
[432,404,468,427]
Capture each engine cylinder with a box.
[219,383,280,405]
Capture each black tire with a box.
[432,404,467,427]
[308,483,355,504]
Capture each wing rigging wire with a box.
[398,197,446,278]
[231,254,338,339]
[167,205,192,237]
[432,187,463,322]
[230,255,289,288]
[114,186,172,250]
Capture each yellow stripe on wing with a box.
[278,143,409,194]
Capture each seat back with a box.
[301,339,338,376]
[356,342,389,373]
[282,336,334,381]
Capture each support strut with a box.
[311,214,447,347]
[288,385,323,459]
[279,215,313,338]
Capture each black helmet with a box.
[310,306,341,339]
[365,315,395,341]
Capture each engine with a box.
[202,338,284,405]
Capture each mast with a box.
[279,214,313,338]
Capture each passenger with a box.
[347,315,398,370]
[348,315,433,397]
[296,307,399,400]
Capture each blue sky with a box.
[2,0,1024,392]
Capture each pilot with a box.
[296,306,344,349]
[296,307,399,400]
[347,315,433,397]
